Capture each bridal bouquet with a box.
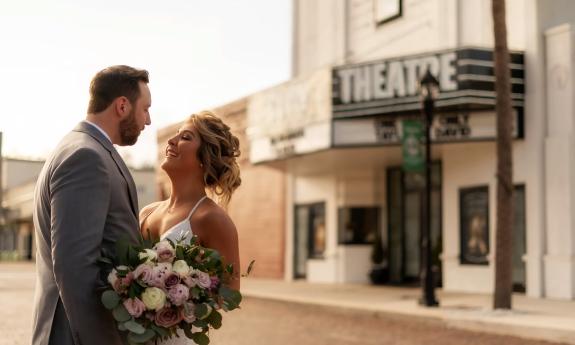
[99,234,253,345]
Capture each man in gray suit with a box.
[32,65,152,345]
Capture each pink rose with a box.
[180,302,196,323]
[120,272,134,288]
[167,284,189,306]
[108,268,133,293]
[123,297,146,318]
[164,272,181,289]
[154,241,176,263]
[155,307,182,328]
[133,264,154,285]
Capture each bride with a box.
[139,110,241,344]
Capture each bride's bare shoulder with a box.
[192,201,237,241]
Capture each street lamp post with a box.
[418,69,439,307]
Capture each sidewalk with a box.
[241,278,575,345]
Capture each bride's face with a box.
[161,123,203,174]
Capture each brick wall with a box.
[156,98,286,279]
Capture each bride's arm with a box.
[196,211,241,291]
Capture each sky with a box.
[0,0,292,167]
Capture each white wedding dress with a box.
[141,195,207,345]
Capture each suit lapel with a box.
[110,150,139,217]
[73,122,139,217]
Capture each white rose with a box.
[107,269,118,287]
[138,249,158,263]
[141,287,166,311]
[153,240,176,263]
[172,260,190,276]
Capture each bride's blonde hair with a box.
[186,110,241,207]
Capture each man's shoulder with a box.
[51,130,108,162]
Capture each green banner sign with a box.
[402,120,424,173]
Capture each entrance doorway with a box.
[387,163,442,285]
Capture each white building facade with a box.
[246,0,575,300]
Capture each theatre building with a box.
[244,0,575,299]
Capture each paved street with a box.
[0,263,568,345]
[211,297,568,345]
[0,263,35,345]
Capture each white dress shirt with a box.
[84,120,113,144]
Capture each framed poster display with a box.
[460,186,489,265]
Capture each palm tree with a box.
[492,0,514,310]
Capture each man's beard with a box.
[119,109,141,146]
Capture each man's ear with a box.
[114,97,131,118]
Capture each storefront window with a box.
[460,186,490,265]
[338,207,380,245]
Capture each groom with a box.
[32,65,151,345]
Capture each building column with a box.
[543,24,575,299]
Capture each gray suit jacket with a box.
[32,122,142,345]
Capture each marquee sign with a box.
[332,110,521,147]
[332,48,524,118]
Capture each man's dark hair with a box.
[87,65,149,114]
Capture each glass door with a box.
[387,163,442,285]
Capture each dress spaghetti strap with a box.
[187,195,208,220]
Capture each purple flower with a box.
[210,276,220,290]
[167,284,189,306]
[164,272,181,289]
[195,270,212,289]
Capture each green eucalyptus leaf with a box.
[127,328,155,343]
[194,303,212,320]
[151,324,169,338]
[101,290,120,310]
[192,319,209,329]
[191,332,210,345]
[207,310,222,329]
[181,323,194,339]
[190,286,201,299]
[112,305,131,322]
[124,320,146,335]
